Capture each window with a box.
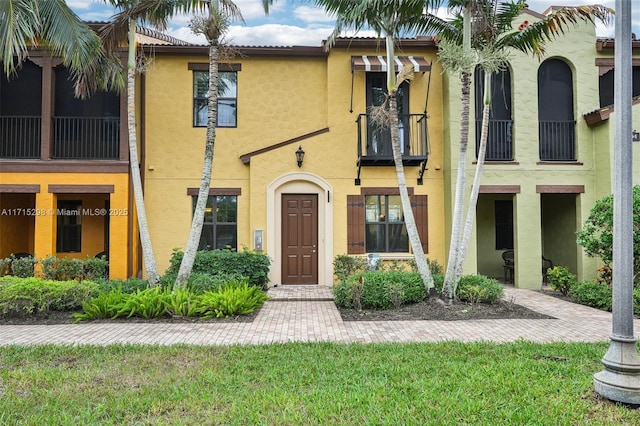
[366,73,410,155]
[537,59,575,161]
[474,66,513,161]
[193,71,237,127]
[365,195,408,252]
[56,200,82,252]
[347,192,428,254]
[495,200,513,250]
[193,195,237,250]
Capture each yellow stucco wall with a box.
[0,173,130,279]
[143,43,446,283]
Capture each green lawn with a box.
[1,342,638,425]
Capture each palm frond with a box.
[0,0,40,76]
[496,4,613,57]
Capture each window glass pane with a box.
[194,71,209,98]
[365,195,382,222]
[56,200,82,252]
[219,72,237,97]
[216,224,237,249]
[365,224,385,252]
[193,71,237,127]
[194,98,208,127]
[388,224,409,252]
[217,99,236,127]
[387,195,403,222]
[199,224,215,250]
[216,195,237,222]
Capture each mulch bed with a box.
[0,309,260,325]
[338,298,555,321]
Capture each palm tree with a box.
[173,0,243,289]
[0,0,123,98]
[100,0,204,287]
[439,0,613,300]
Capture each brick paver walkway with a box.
[0,285,635,346]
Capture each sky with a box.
[69,0,640,47]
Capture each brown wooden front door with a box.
[282,194,318,284]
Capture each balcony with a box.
[539,120,576,161]
[355,113,429,185]
[0,116,120,160]
[357,113,429,165]
[52,117,120,159]
[475,119,513,161]
[0,116,41,158]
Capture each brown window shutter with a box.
[347,195,365,254]
[410,194,428,253]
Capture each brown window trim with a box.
[186,187,242,196]
[0,184,40,193]
[479,185,521,194]
[48,185,114,194]
[536,185,585,194]
[188,62,242,72]
[360,187,414,196]
[536,161,584,166]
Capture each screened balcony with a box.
[475,119,513,161]
[0,116,41,158]
[52,117,120,159]
[0,116,120,159]
[538,120,576,161]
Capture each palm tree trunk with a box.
[442,70,471,299]
[442,6,473,301]
[174,41,219,289]
[126,20,159,286]
[454,72,491,280]
[385,35,433,290]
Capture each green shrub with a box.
[0,276,98,316]
[0,258,10,276]
[164,288,202,318]
[41,256,83,281]
[197,279,269,318]
[334,271,427,310]
[9,255,37,278]
[115,286,171,319]
[333,254,368,282]
[185,272,240,293]
[546,266,577,296]
[576,185,640,285]
[73,288,128,322]
[457,275,503,304]
[82,256,109,281]
[96,277,149,294]
[167,248,271,289]
[570,280,612,311]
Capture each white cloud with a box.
[226,24,334,46]
[292,6,335,24]
[66,0,95,10]
[232,0,286,20]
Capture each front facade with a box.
[443,8,640,289]
[3,8,639,288]
[141,39,446,285]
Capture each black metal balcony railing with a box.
[475,119,513,161]
[539,120,576,161]
[357,113,428,166]
[0,116,41,158]
[53,117,120,159]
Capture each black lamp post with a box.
[296,145,305,167]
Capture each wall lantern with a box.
[633,130,640,142]
[296,145,305,167]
